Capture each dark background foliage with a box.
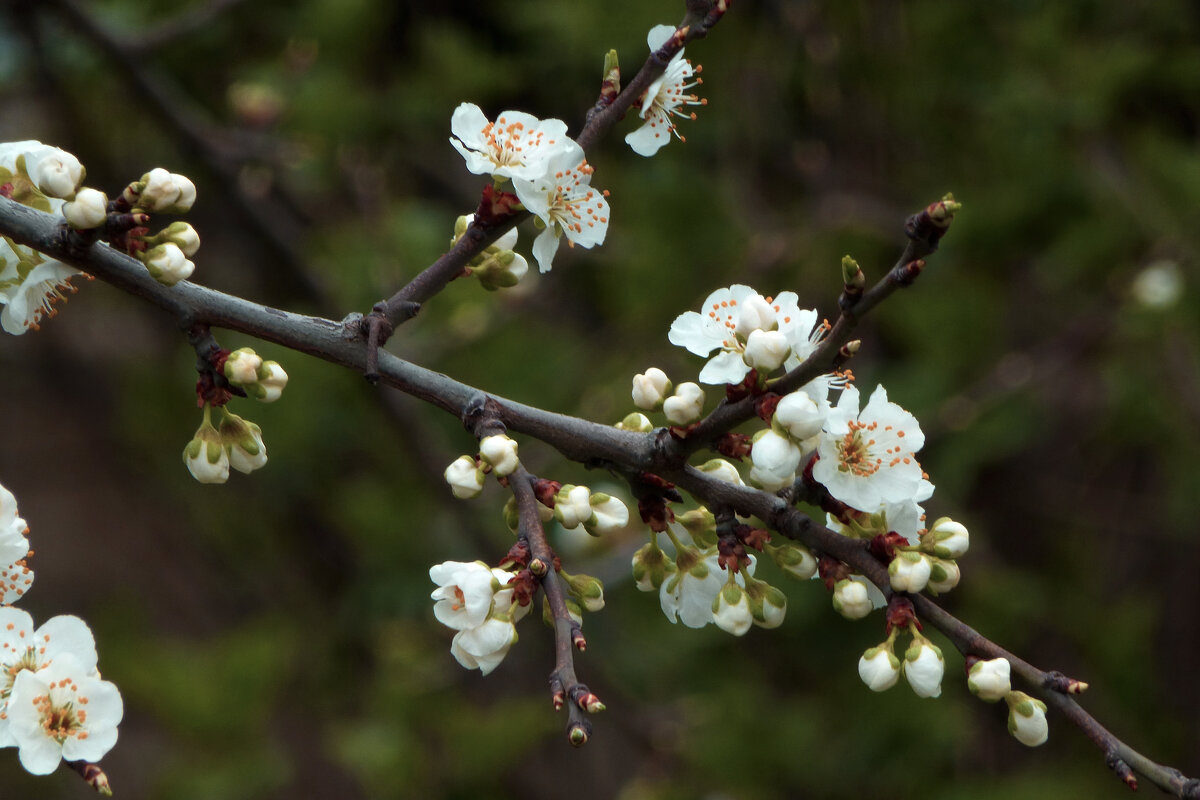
[1,1,1198,798]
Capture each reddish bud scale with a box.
[510,570,537,608]
[905,202,954,251]
[738,525,771,551]
[0,183,13,198]
[868,532,908,562]
[475,184,521,225]
[892,259,925,287]
[195,373,233,408]
[724,369,759,402]
[885,596,920,635]
[533,479,560,508]
[572,629,587,651]
[755,393,781,422]
[817,555,850,591]
[638,497,674,532]
[963,654,982,674]
[715,432,752,460]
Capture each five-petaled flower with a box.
[512,142,610,273]
[813,384,926,512]
[450,103,572,183]
[626,25,707,157]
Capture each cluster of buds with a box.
[222,347,289,402]
[183,404,268,484]
[452,214,528,291]
[429,561,530,675]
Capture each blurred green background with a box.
[1,0,1198,798]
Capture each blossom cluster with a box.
[446,24,704,277]
[0,482,122,776]
[429,561,529,675]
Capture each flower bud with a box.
[554,484,593,530]
[698,458,743,486]
[226,420,268,474]
[444,455,485,499]
[632,367,672,411]
[888,550,932,593]
[774,390,825,442]
[767,542,817,580]
[926,558,960,595]
[832,578,872,620]
[922,517,969,559]
[677,507,717,548]
[253,361,288,402]
[734,293,776,338]
[615,412,653,432]
[61,188,108,229]
[858,644,901,692]
[583,492,629,536]
[29,147,84,198]
[474,250,528,291]
[141,242,194,286]
[712,582,753,636]
[564,572,606,612]
[136,168,196,213]
[1006,691,1049,746]
[479,434,519,476]
[631,542,675,592]
[968,657,1011,702]
[662,382,705,425]
[158,221,201,257]
[746,579,787,629]
[182,411,229,484]
[743,329,790,373]
[224,347,264,386]
[749,429,801,492]
[903,639,945,698]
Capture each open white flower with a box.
[668,284,822,385]
[0,610,100,748]
[450,103,572,182]
[660,549,756,629]
[0,142,84,199]
[0,247,81,336]
[625,25,706,157]
[813,384,926,512]
[7,652,122,774]
[450,618,518,676]
[430,561,501,631]
[0,482,29,560]
[512,142,610,273]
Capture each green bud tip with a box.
[840,254,860,283]
[568,725,589,747]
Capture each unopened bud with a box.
[62,188,108,229]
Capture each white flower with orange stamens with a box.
[0,242,81,335]
[668,284,822,385]
[625,25,707,157]
[7,652,122,774]
[450,103,572,183]
[813,384,925,512]
[512,142,610,272]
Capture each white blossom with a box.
[632,367,672,411]
[479,434,520,476]
[253,362,288,403]
[923,517,969,559]
[430,561,500,631]
[554,485,594,531]
[135,168,196,213]
[449,618,518,676]
[903,640,945,698]
[968,657,1012,702]
[0,250,81,336]
[8,652,122,774]
[142,242,195,286]
[749,429,802,491]
[1006,691,1049,746]
[512,142,610,273]
[450,103,572,182]
[774,387,828,442]
[697,458,744,486]
[668,284,822,386]
[625,25,706,157]
[813,384,925,512]
[224,348,264,386]
[926,558,960,595]
[712,582,753,636]
[584,492,629,536]
[444,456,485,499]
[858,645,901,692]
[888,551,932,594]
[61,188,108,229]
[832,578,872,620]
[663,382,706,425]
